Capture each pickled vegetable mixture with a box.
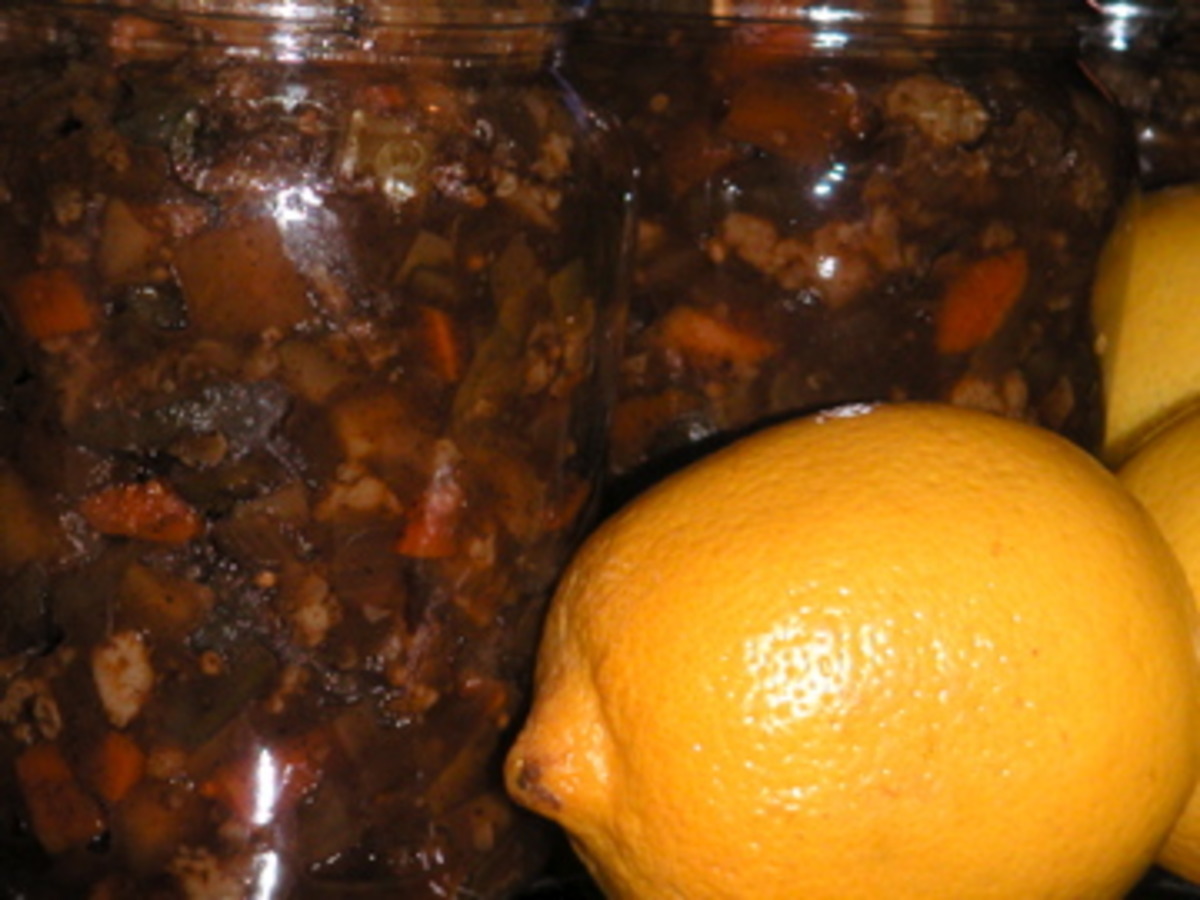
[569,17,1131,489]
[0,38,620,899]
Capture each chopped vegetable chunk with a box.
[6,269,97,342]
[15,743,106,855]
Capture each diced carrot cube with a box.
[657,305,777,367]
[6,268,96,342]
[82,730,146,806]
[15,743,106,854]
[79,480,203,544]
[936,248,1030,355]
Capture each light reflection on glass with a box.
[806,5,863,24]
[812,29,849,50]
[271,184,323,227]
[1096,2,1148,52]
[811,162,847,200]
[252,849,283,900]
[252,747,281,827]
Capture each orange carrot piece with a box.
[396,455,464,559]
[15,743,106,854]
[395,485,463,559]
[84,731,146,806]
[657,305,777,367]
[936,248,1030,355]
[722,76,859,165]
[420,306,464,383]
[6,268,96,342]
[79,480,203,544]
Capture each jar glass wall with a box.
[569,0,1135,497]
[0,2,631,896]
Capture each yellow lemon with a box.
[1094,183,1200,464]
[1119,405,1200,885]
[507,402,1200,900]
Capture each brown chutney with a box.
[567,0,1136,498]
[0,1,632,897]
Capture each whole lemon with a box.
[1093,183,1200,465]
[506,402,1200,900]
[1119,406,1200,885]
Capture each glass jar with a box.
[1081,0,1200,191]
[568,0,1135,497]
[0,2,632,897]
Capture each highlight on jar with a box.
[0,0,634,897]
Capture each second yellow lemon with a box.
[506,402,1200,900]
[1093,182,1200,464]
[1119,406,1200,885]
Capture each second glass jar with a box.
[569,0,1136,495]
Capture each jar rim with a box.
[11,0,591,26]
[590,0,1088,30]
